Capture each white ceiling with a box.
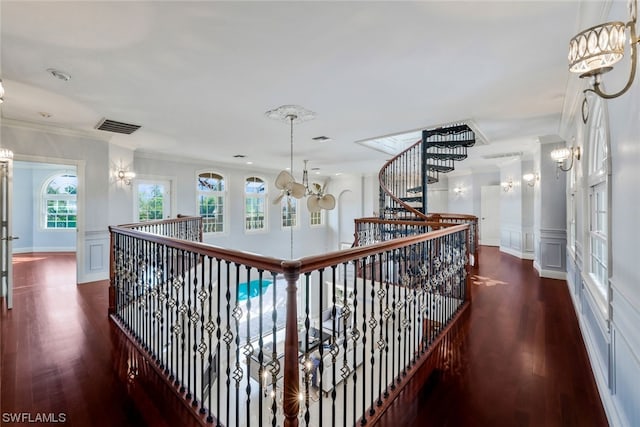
[0,1,596,177]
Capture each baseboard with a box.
[499,246,534,260]
[13,247,76,254]
[532,260,566,280]
[539,269,566,280]
[78,271,109,284]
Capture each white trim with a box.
[537,268,566,280]
[243,174,268,234]
[196,169,228,235]
[13,155,84,286]
[1,118,112,142]
[13,246,76,253]
[575,302,622,427]
[479,238,499,246]
[499,245,535,260]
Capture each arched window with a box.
[43,173,77,229]
[197,171,225,234]
[310,210,323,226]
[281,198,298,229]
[585,94,610,313]
[245,176,266,232]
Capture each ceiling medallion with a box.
[264,105,316,124]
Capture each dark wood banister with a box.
[110,216,471,427]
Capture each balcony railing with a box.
[355,214,478,267]
[109,216,471,426]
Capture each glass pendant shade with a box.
[550,147,571,163]
[569,21,627,75]
[0,148,14,162]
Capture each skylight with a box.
[355,130,422,155]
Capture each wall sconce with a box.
[568,0,640,99]
[0,148,13,162]
[501,178,513,192]
[550,146,581,175]
[522,172,539,187]
[116,169,136,185]
[453,186,463,195]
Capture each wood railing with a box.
[355,214,479,267]
[109,216,471,426]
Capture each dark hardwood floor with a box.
[375,246,609,427]
[1,248,608,426]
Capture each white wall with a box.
[1,125,108,283]
[0,124,365,283]
[561,1,640,423]
[498,159,535,259]
[133,152,364,260]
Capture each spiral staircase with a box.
[378,123,476,220]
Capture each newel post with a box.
[282,260,301,427]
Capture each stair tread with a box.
[399,196,422,202]
[426,139,476,148]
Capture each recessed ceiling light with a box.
[312,136,331,142]
[46,68,71,81]
[246,161,253,165]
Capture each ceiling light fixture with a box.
[568,0,639,99]
[47,68,71,82]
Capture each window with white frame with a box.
[281,198,297,228]
[136,182,169,221]
[43,173,77,229]
[245,176,266,231]
[197,172,225,233]
[585,95,610,307]
[310,210,323,226]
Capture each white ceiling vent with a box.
[95,118,141,135]
[482,151,523,160]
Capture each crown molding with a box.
[0,117,111,142]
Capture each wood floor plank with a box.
[2,249,609,426]
[374,246,609,427]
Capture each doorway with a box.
[480,185,500,246]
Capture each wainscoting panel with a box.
[610,279,640,425]
[611,325,640,427]
[535,228,566,277]
[89,243,104,271]
[542,242,562,268]
[580,280,610,388]
[499,226,534,259]
[80,230,109,283]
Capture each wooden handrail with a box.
[110,215,472,426]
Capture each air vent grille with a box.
[482,151,523,160]
[95,118,141,135]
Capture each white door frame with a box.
[1,157,14,308]
[14,154,85,286]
